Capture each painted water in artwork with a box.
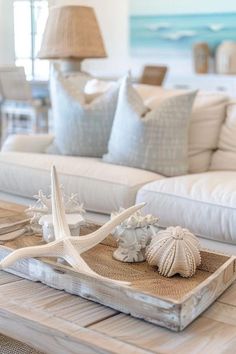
[130,13,236,56]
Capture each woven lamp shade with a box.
[38,6,107,60]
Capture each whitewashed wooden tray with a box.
[0,221,236,332]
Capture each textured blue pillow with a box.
[103,76,197,177]
[51,68,119,157]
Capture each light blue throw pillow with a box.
[103,76,197,177]
[51,68,119,157]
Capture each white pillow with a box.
[103,76,197,177]
[88,80,228,173]
[50,68,119,157]
[135,85,228,173]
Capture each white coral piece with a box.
[146,226,201,278]
[26,188,85,232]
[111,209,159,263]
[111,209,159,229]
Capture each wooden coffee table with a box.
[0,201,236,354]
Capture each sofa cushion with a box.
[0,152,163,214]
[89,80,229,173]
[210,100,236,171]
[50,75,229,173]
[2,134,54,153]
[135,85,228,174]
[104,76,196,177]
[50,68,119,157]
[136,171,236,244]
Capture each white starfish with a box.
[0,166,145,286]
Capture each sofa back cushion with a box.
[210,100,236,171]
[135,84,228,173]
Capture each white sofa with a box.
[1,85,236,255]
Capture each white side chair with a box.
[0,66,49,143]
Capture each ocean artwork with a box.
[130,12,236,57]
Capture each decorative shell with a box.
[146,226,201,278]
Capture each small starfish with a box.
[0,166,145,285]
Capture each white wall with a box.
[0,0,15,65]
[130,0,236,16]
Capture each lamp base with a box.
[60,59,82,72]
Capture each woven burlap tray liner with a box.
[0,334,43,354]
[1,210,229,302]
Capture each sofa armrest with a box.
[1,134,54,153]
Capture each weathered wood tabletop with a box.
[0,202,236,354]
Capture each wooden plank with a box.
[0,281,152,354]
[0,279,117,327]
[91,313,236,354]
[203,301,236,326]
[0,270,22,285]
[217,280,236,306]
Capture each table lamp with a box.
[38,5,107,72]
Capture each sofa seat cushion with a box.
[0,152,163,214]
[136,171,236,244]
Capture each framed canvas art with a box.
[129,0,236,57]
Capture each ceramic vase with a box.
[216,41,236,75]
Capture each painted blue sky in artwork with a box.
[130,4,236,56]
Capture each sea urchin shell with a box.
[146,226,201,278]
